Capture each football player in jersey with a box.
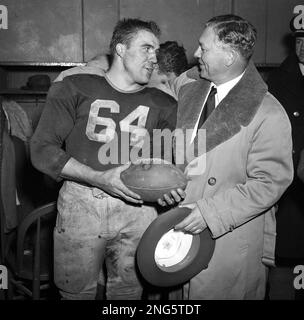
[30,18,184,300]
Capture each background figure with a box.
[148,41,188,98]
[267,18,304,300]
[170,14,293,299]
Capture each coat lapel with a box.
[177,61,268,166]
[176,79,210,132]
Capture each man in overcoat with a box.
[171,14,293,299]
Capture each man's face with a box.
[194,26,229,83]
[295,37,304,64]
[122,30,159,85]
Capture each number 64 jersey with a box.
[30,74,177,181]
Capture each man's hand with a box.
[174,205,207,234]
[96,163,143,204]
[157,188,186,206]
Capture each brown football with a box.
[120,159,188,202]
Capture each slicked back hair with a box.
[109,18,161,57]
[206,15,257,61]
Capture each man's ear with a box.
[116,43,126,58]
[225,49,237,67]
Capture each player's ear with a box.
[116,43,126,58]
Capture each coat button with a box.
[208,177,216,186]
[293,111,300,117]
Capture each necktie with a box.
[197,86,217,131]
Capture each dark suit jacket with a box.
[268,53,304,265]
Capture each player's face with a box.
[122,30,159,85]
[194,26,228,84]
[295,37,304,64]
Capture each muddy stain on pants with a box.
[54,181,157,300]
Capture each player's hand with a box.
[157,188,186,206]
[174,205,206,234]
[97,163,143,204]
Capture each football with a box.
[120,159,188,202]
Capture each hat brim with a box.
[136,206,215,287]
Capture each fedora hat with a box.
[21,74,51,91]
[136,206,215,287]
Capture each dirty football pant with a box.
[54,181,157,300]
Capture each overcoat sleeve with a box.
[196,96,294,238]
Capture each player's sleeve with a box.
[30,81,77,181]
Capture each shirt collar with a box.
[212,70,245,106]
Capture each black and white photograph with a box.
[0,0,303,317]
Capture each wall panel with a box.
[83,0,118,61]
[0,0,298,65]
[0,0,83,62]
[120,0,231,64]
